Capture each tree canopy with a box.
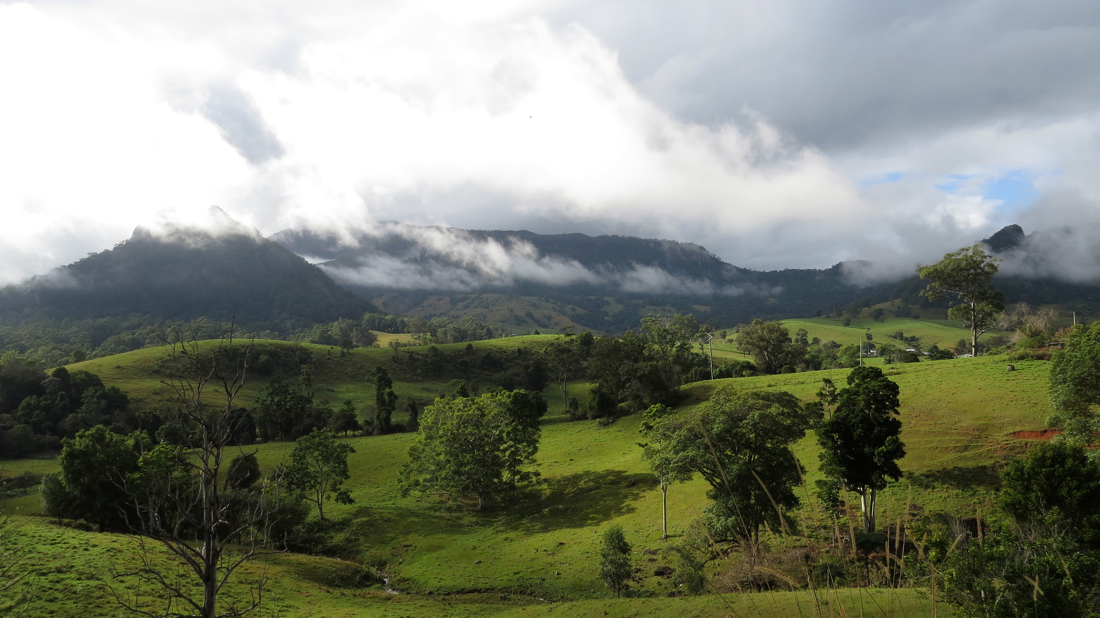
[736,319,807,375]
[599,525,633,598]
[639,404,695,539]
[816,366,905,533]
[663,388,818,544]
[400,390,546,510]
[1048,321,1100,446]
[283,428,356,521]
[917,245,1004,355]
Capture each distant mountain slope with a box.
[0,210,375,332]
[271,222,1100,331]
[271,224,901,330]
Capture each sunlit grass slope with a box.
[707,316,1012,362]
[63,335,568,424]
[1,515,946,617]
[2,342,1037,616]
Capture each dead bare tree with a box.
[112,323,281,618]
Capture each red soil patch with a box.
[1012,429,1062,440]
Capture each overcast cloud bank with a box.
[1,1,1099,287]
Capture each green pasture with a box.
[0,514,948,617]
[1,341,1043,616]
[708,317,1011,363]
[62,335,568,425]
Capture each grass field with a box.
[1,332,1042,616]
[708,317,1012,364]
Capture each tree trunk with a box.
[661,481,668,540]
[858,488,875,532]
[859,487,877,534]
[203,542,217,618]
[971,302,979,356]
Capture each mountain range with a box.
[2,208,1099,343]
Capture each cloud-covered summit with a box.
[273,223,754,296]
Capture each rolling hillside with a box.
[0,331,1051,616]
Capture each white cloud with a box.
[1,0,1098,287]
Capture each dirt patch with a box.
[1011,429,1100,444]
[1012,429,1062,440]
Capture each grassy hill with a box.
[1,333,1049,616]
[705,317,1013,364]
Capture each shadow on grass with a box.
[499,469,655,533]
[908,464,1002,491]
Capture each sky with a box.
[1,0,1099,286]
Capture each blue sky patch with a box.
[934,174,974,194]
[983,169,1038,211]
[860,170,903,187]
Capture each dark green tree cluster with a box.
[942,442,1100,618]
[41,425,148,531]
[310,313,500,347]
[0,364,131,457]
[400,389,546,510]
[370,366,398,435]
[254,371,331,442]
[584,315,707,414]
[734,320,862,374]
[1048,320,1100,446]
[387,342,550,392]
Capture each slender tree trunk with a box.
[970,302,980,356]
[202,450,219,618]
[203,542,217,618]
[661,480,668,540]
[858,487,878,534]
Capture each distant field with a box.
[1,338,1037,616]
[63,335,568,424]
[708,317,1012,363]
[780,317,1012,350]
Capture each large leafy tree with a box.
[640,313,699,390]
[1048,321,1100,446]
[639,404,694,539]
[400,390,545,510]
[1000,441,1100,544]
[736,319,807,375]
[283,428,356,522]
[816,366,905,534]
[50,425,147,531]
[666,388,817,545]
[917,245,1005,356]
